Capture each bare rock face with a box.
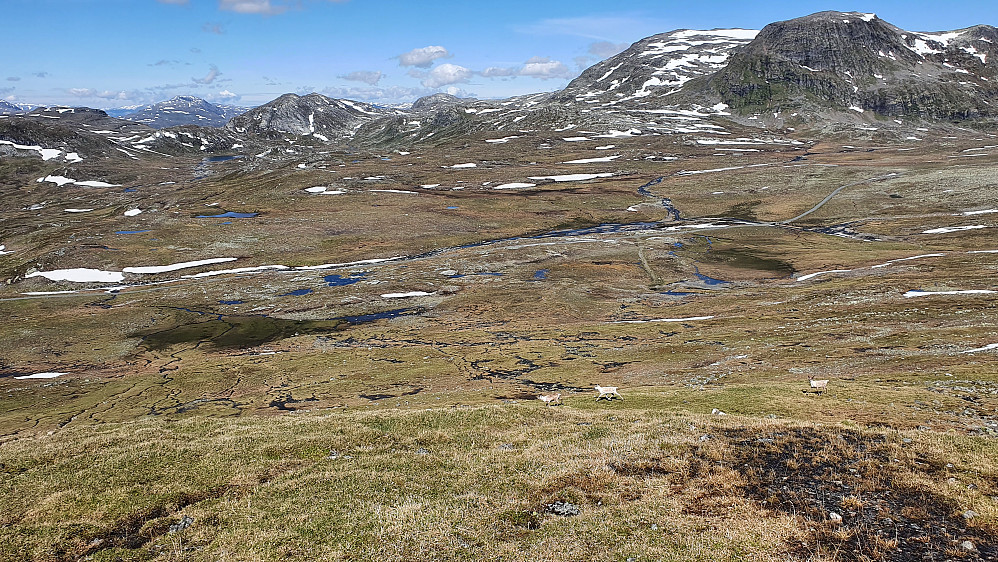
[701,11,998,119]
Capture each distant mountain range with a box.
[5,11,998,158]
[108,96,248,128]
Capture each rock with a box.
[438,285,461,295]
[168,515,194,534]
[699,434,712,442]
[711,408,727,416]
[416,448,430,455]
[961,540,976,551]
[963,510,978,520]
[440,270,459,277]
[546,501,580,517]
[828,512,843,525]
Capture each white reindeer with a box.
[538,392,562,406]
[808,376,829,395]
[595,385,623,401]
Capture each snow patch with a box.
[527,173,613,182]
[123,257,238,274]
[14,372,67,380]
[26,268,125,283]
[562,155,620,164]
[922,225,988,234]
[904,289,996,298]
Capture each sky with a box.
[5,0,998,109]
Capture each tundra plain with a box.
[1,123,997,561]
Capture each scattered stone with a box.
[651,523,658,530]
[945,463,954,468]
[438,285,461,295]
[546,501,579,517]
[498,443,514,450]
[168,515,194,534]
[416,448,430,455]
[961,540,976,551]
[828,512,843,525]
[699,434,712,442]
[963,510,978,520]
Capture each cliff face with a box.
[702,12,998,119]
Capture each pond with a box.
[324,272,367,286]
[196,211,259,219]
[279,288,313,297]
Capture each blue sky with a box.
[4,0,998,108]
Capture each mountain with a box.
[690,12,998,121]
[118,96,247,128]
[226,93,396,141]
[554,28,758,109]
[0,100,23,114]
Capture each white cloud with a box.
[193,64,221,84]
[67,88,134,100]
[478,57,575,81]
[218,0,345,15]
[398,46,451,68]
[322,84,439,104]
[214,90,240,101]
[219,0,289,14]
[518,57,573,80]
[339,70,384,85]
[421,63,472,88]
[480,66,517,77]
[589,41,630,58]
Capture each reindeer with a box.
[806,376,829,395]
[538,392,562,406]
[595,385,623,401]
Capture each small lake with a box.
[325,273,367,286]
[279,288,313,297]
[196,212,259,219]
[693,267,729,286]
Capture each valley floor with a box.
[1,123,997,560]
